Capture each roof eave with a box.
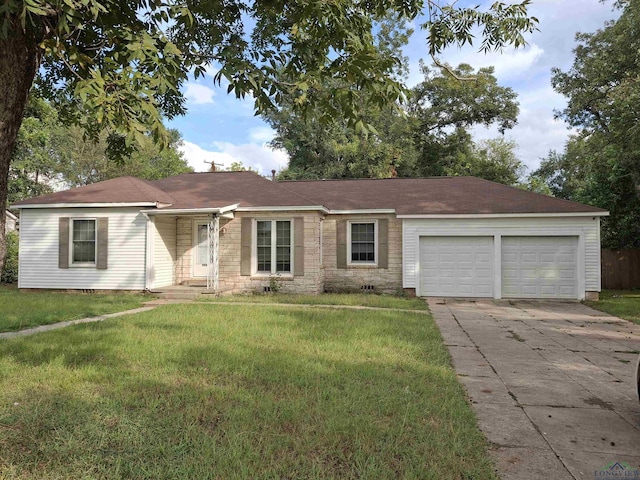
[13,202,161,209]
[141,204,239,215]
[397,212,610,219]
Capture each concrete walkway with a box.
[0,306,156,340]
[429,299,640,480]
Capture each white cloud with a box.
[248,127,276,143]
[184,83,216,105]
[179,140,289,175]
[471,86,577,172]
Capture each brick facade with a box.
[322,214,403,294]
[171,212,402,295]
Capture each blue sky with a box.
[168,0,619,176]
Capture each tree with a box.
[226,161,258,174]
[409,63,519,177]
[0,0,538,271]
[441,138,525,186]
[8,96,64,205]
[542,0,640,248]
[58,128,192,187]
[269,61,520,181]
[532,136,640,249]
[266,15,418,180]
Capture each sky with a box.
[167,0,620,176]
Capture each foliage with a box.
[0,303,497,478]
[268,274,282,293]
[410,63,519,136]
[2,0,538,149]
[269,61,522,183]
[0,231,18,284]
[439,138,525,186]
[534,1,640,248]
[7,96,191,205]
[533,135,640,249]
[8,97,63,205]
[0,0,539,274]
[266,16,418,180]
[57,127,192,187]
[0,286,150,332]
[226,161,258,173]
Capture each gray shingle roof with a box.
[14,172,606,215]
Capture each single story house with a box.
[12,172,608,300]
[5,210,18,233]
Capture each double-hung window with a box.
[349,221,376,264]
[72,219,96,265]
[256,220,292,274]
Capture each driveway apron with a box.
[428,299,640,480]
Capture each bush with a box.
[1,231,19,284]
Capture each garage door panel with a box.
[420,236,494,297]
[502,236,578,299]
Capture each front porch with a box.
[151,284,211,301]
[147,210,233,294]
[147,210,323,295]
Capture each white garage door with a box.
[502,236,578,299]
[420,237,494,297]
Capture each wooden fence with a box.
[601,249,640,289]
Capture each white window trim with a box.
[347,220,378,266]
[252,219,294,276]
[69,217,97,268]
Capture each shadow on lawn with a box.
[0,324,126,370]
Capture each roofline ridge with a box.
[129,176,177,204]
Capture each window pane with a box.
[350,222,375,263]
[257,221,272,272]
[275,221,291,272]
[257,221,271,247]
[276,221,290,246]
[257,247,271,272]
[73,220,96,241]
[276,246,291,272]
[197,225,208,265]
[72,220,96,263]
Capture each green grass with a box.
[586,289,640,325]
[203,292,428,310]
[0,285,151,333]
[0,304,496,479]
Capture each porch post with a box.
[208,215,219,291]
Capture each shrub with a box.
[1,231,19,284]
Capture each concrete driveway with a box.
[428,299,640,480]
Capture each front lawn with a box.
[0,304,496,479]
[204,292,428,310]
[586,289,640,325]
[0,285,151,333]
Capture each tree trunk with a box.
[0,18,44,275]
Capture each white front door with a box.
[193,221,209,278]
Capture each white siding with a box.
[403,216,602,296]
[18,208,147,290]
[152,216,176,288]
